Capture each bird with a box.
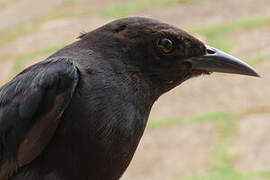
[0,17,259,180]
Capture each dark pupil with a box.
[159,38,173,53]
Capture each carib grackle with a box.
[0,17,259,180]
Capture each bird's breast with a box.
[50,80,150,179]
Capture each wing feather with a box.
[0,57,80,179]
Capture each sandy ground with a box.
[234,114,270,171]
[122,123,215,180]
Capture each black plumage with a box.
[0,17,259,180]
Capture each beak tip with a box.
[237,69,261,78]
[253,72,261,78]
[245,67,261,78]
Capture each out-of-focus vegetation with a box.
[0,0,18,8]
[101,0,202,19]
[10,42,69,78]
[192,16,270,52]
[1,0,270,179]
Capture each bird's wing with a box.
[0,57,80,179]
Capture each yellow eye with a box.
[158,38,174,54]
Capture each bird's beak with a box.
[185,45,260,77]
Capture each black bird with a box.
[0,17,259,180]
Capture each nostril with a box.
[206,48,216,54]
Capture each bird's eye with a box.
[157,38,174,54]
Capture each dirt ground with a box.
[122,123,215,180]
[234,114,270,172]
[0,0,270,179]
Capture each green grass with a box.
[148,106,270,129]
[147,111,235,128]
[211,119,236,169]
[0,0,19,8]
[100,0,203,19]
[101,0,179,19]
[244,170,270,179]
[247,54,270,66]
[191,16,270,52]
[185,166,244,180]
[37,0,202,20]
[185,164,270,180]
[191,112,235,123]
[0,23,40,48]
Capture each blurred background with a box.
[0,0,270,179]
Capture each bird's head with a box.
[82,17,259,97]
